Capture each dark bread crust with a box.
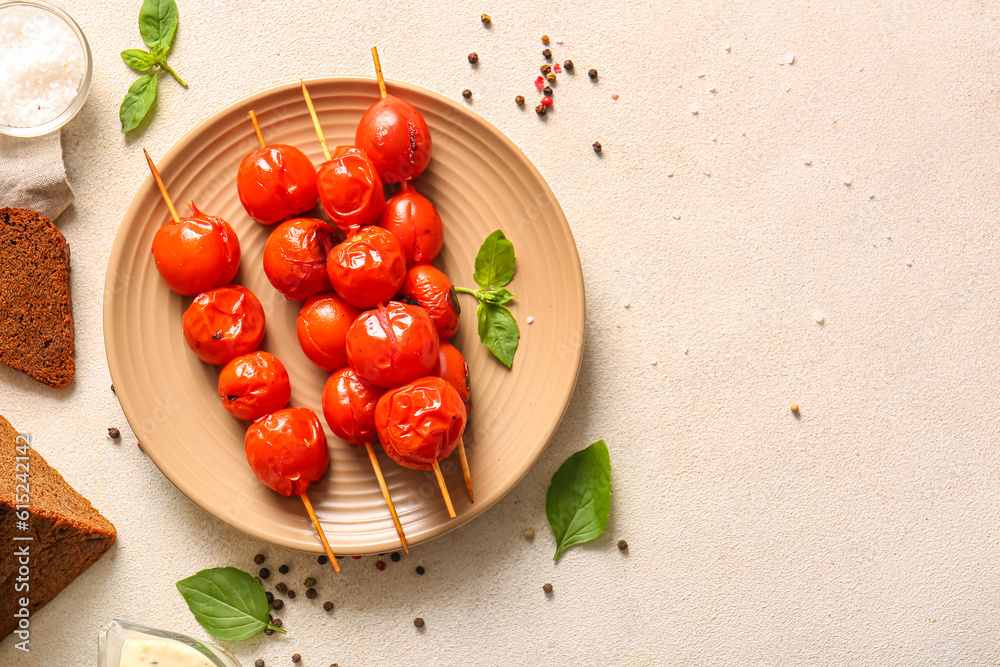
[0,207,75,388]
[0,415,116,641]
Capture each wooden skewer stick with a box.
[371,46,387,99]
[300,80,332,162]
[300,492,341,573]
[143,148,180,224]
[431,459,456,518]
[364,442,409,553]
[248,110,266,149]
[457,437,473,503]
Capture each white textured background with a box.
[3,1,1000,665]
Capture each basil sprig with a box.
[119,0,188,132]
[455,230,521,367]
[176,567,285,641]
[546,440,612,560]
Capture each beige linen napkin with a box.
[0,131,75,221]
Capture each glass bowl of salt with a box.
[0,0,92,137]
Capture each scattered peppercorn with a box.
[375,560,386,571]
[278,565,289,574]
[254,554,266,565]
[592,141,602,154]
[272,599,284,611]
[612,93,619,100]
[541,34,550,44]
[524,528,534,539]
[543,583,553,593]
[540,64,551,75]
[588,68,598,79]
[553,62,562,74]
[416,566,425,575]
[259,568,270,579]
[304,577,316,588]
[546,72,556,82]
[564,60,574,71]
[352,555,362,560]
[468,52,478,64]
[535,104,547,116]
[264,628,274,636]
[618,539,628,550]
[480,13,490,25]
[272,618,283,628]
[111,384,116,394]
[255,660,265,667]
[108,427,120,439]
[323,601,334,612]
[390,552,401,562]
[287,589,296,599]
[414,617,425,628]
[266,591,274,603]
[276,582,287,594]
[541,96,553,106]
[790,404,800,414]
[292,654,301,663]
[542,48,551,59]
[306,588,317,599]
[515,95,525,106]
[543,85,553,96]
[462,89,472,99]
[318,555,328,565]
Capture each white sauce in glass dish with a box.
[118,636,217,667]
[0,4,86,127]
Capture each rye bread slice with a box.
[0,207,75,388]
[0,415,116,642]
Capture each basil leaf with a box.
[121,48,157,72]
[546,440,612,560]
[481,287,515,305]
[473,229,516,289]
[139,0,178,52]
[119,73,158,132]
[476,302,519,367]
[176,567,284,641]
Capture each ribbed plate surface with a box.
[104,78,585,554]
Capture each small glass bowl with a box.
[97,619,241,667]
[0,0,93,137]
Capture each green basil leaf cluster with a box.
[119,0,187,133]
[546,440,612,560]
[462,230,520,367]
[176,567,285,641]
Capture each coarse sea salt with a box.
[0,5,86,128]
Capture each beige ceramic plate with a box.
[104,78,585,554]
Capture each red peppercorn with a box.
[352,555,362,560]
[541,96,553,106]
[534,76,544,91]
[375,560,386,571]
[553,63,562,74]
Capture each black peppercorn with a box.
[564,59,574,72]
[318,555,328,565]
[462,89,472,99]
[306,588,317,599]
[543,85,553,96]
[272,618,282,628]
[618,539,628,550]
[415,566,425,575]
[535,104,547,116]
[259,568,270,579]
[254,554,265,565]
[391,552,401,562]
[588,68,598,79]
[266,591,274,603]
[272,599,284,610]
[292,654,301,663]
[515,95,525,106]
[287,589,296,599]
[324,601,334,612]
[540,64,551,75]
[592,141,602,154]
[542,48,551,59]
[414,617,425,628]
[255,660,265,667]
[278,565,289,574]
[264,628,273,636]
[276,582,287,594]
[468,52,478,64]
[543,583,553,593]
[108,427,120,439]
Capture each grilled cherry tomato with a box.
[321,366,385,445]
[397,264,459,339]
[374,376,467,470]
[346,302,439,388]
[377,183,443,266]
[356,94,432,184]
[262,217,338,301]
[434,342,472,414]
[151,201,241,296]
[317,146,385,233]
[326,226,406,309]
[296,293,360,371]
[218,351,291,421]
[244,407,329,496]
[182,285,266,365]
[237,144,318,225]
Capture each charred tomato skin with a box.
[218,351,292,421]
[317,146,386,234]
[397,264,459,339]
[182,284,266,365]
[374,376,467,471]
[262,217,338,301]
[244,407,329,496]
[355,95,432,184]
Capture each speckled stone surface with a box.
[3,1,1000,665]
